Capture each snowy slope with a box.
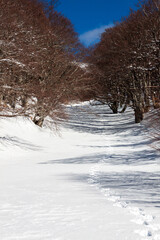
[0,103,160,240]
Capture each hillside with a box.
[0,102,160,240]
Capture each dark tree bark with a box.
[134,106,144,123]
[33,114,44,127]
[109,101,119,114]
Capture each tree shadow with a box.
[62,104,144,136]
[65,171,160,208]
[39,148,160,166]
[0,136,42,151]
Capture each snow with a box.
[0,103,160,240]
[71,61,89,70]
[0,59,25,67]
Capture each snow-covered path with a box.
[0,103,160,240]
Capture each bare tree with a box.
[0,0,90,127]
[87,0,160,123]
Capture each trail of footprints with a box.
[88,164,160,240]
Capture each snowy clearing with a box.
[0,103,160,240]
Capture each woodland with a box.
[0,0,159,139]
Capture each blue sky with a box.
[56,0,138,46]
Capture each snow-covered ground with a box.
[0,103,160,240]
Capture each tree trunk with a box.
[120,103,128,113]
[109,101,119,114]
[143,74,150,113]
[33,114,44,127]
[152,92,160,109]
[134,106,144,123]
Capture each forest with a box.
[0,0,159,140]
